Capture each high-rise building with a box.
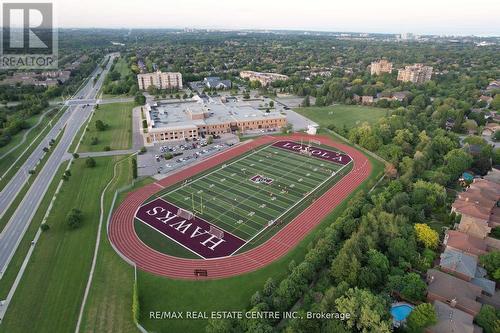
[397,64,433,84]
[370,59,393,76]
[137,71,183,90]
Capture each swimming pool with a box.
[391,303,414,321]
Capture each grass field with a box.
[0,156,127,333]
[295,104,389,129]
[77,102,133,152]
[136,142,350,258]
[136,140,383,333]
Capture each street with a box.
[0,53,118,279]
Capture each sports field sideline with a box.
[145,140,351,248]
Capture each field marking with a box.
[230,158,353,256]
[272,140,353,167]
[159,144,314,236]
[191,149,322,233]
[139,141,353,257]
[135,214,207,259]
[215,151,330,237]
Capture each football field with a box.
[135,140,352,258]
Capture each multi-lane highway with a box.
[0,53,118,278]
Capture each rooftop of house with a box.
[452,178,500,221]
[426,269,483,314]
[428,301,482,333]
[439,248,478,279]
[444,230,487,256]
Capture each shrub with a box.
[40,223,50,231]
[90,137,99,145]
[85,157,96,168]
[67,208,83,228]
[72,153,79,159]
[103,146,111,151]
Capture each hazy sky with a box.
[53,0,499,36]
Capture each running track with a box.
[108,134,371,279]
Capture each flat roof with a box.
[148,99,285,130]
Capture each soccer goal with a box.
[177,207,195,220]
[209,225,224,239]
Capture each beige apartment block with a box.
[137,71,183,90]
[370,59,393,75]
[397,64,433,84]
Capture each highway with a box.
[0,53,118,278]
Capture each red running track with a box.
[108,134,372,280]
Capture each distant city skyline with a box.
[52,0,500,36]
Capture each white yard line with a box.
[230,159,352,255]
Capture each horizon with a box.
[49,0,500,37]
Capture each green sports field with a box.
[136,142,352,257]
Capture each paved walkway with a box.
[77,149,137,158]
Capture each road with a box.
[0,53,118,279]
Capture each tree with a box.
[95,119,107,131]
[475,305,500,333]
[67,208,83,228]
[388,273,427,302]
[302,95,310,107]
[85,157,96,168]
[134,93,146,105]
[479,251,500,281]
[335,288,391,333]
[40,223,50,232]
[406,303,437,333]
[491,94,500,110]
[72,153,79,159]
[444,148,473,180]
[414,223,439,249]
[493,130,500,141]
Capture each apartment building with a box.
[370,59,393,75]
[397,64,433,84]
[137,71,183,90]
[239,71,289,87]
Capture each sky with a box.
[51,0,500,36]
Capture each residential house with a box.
[203,77,232,89]
[361,96,374,105]
[392,91,411,102]
[439,248,478,281]
[482,123,500,137]
[479,95,493,105]
[453,179,500,238]
[426,269,483,316]
[444,230,488,257]
[486,80,500,91]
[426,301,483,333]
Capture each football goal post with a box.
[177,207,195,220]
[209,225,224,239]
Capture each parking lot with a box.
[137,134,239,178]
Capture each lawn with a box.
[78,157,140,333]
[295,104,389,129]
[77,102,134,152]
[0,161,69,300]
[136,143,384,333]
[0,156,128,333]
